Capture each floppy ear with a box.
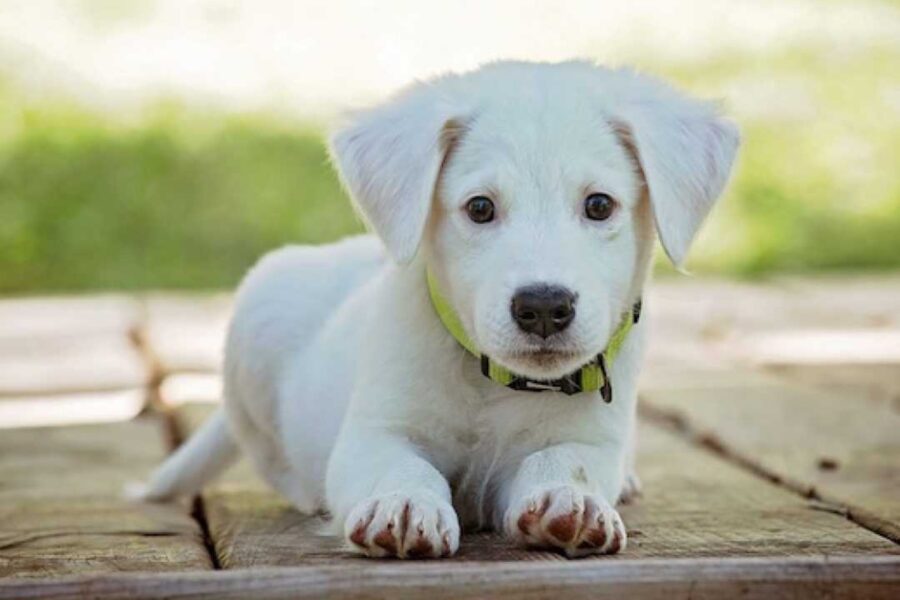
[329,85,464,263]
[612,89,739,266]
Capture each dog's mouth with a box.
[498,345,589,379]
[512,348,579,362]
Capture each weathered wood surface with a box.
[0,415,212,579]
[765,362,900,407]
[643,275,899,370]
[647,276,899,335]
[641,275,900,543]
[1,556,898,600]
[772,275,900,327]
[0,333,146,398]
[641,371,900,542]
[141,295,231,374]
[1,276,898,598]
[0,389,145,430]
[0,296,145,397]
[0,296,140,341]
[176,403,898,568]
[159,373,223,407]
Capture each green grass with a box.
[1,43,898,292]
[0,106,361,292]
[666,45,900,275]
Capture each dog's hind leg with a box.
[226,394,322,513]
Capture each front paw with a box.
[505,485,626,557]
[344,491,460,558]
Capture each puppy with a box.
[140,60,738,558]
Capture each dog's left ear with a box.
[329,85,464,264]
[612,84,740,267]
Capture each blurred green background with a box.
[1,1,898,293]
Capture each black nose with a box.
[511,285,577,338]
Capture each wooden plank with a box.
[649,276,899,337]
[0,415,213,579]
[641,370,900,542]
[159,374,222,407]
[642,277,900,540]
[174,404,331,568]
[740,330,900,366]
[0,296,140,341]
[0,389,144,430]
[623,414,897,559]
[643,276,899,371]
[764,363,900,407]
[0,295,146,397]
[773,275,900,327]
[0,333,147,397]
[1,556,898,600]
[644,278,794,370]
[142,295,231,374]
[176,403,897,570]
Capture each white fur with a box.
[139,61,738,558]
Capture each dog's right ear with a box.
[329,85,464,264]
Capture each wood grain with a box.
[1,556,897,600]
[176,403,897,569]
[0,415,212,579]
[641,371,900,542]
[1,276,898,597]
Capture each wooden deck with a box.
[1,276,898,599]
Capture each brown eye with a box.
[584,193,616,221]
[465,196,495,223]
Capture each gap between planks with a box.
[638,399,900,546]
[169,417,223,571]
[128,314,224,570]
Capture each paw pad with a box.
[507,486,626,557]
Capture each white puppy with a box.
[140,61,738,559]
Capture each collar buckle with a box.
[508,374,583,395]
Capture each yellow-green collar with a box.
[426,270,640,400]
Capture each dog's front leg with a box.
[326,427,460,559]
[500,442,627,557]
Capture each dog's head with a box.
[330,61,738,379]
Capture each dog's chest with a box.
[447,423,508,530]
[444,391,562,529]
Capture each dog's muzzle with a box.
[427,270,641,401]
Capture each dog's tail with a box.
[130,407,238,502]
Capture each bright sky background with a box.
[1,0,898,118]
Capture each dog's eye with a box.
[465,196,495,224]
[584,193,616,221]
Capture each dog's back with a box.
[137,234,386,505]
[226,234,386,400]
